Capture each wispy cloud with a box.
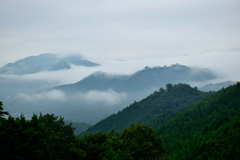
[17,89,127,106]
[78,89,127,106]
[18,90,66,101]
[1,0,239,70]
[0,0,239,87]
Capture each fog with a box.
[17,89,127,106]
[1,0,240,81]
[1,0,239,123]
[17,90,66,102]
[1,49,239,87]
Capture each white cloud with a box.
[79,89,127,106]
[17,88,127,106]
[165,50,240,81]
[18,90,66,101]
[0,0,239,83]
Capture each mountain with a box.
[83,83,215,133]
[199,80,236,91]
[64,120,91,135]
[155,82,240,159]
[55,64,217,93]
[5,64,219,124]
[0,53,100,75]
[0,53,100,111]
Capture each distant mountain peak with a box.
[0,53,100,75]
[143,63,186,70]
[170,63,186,70]
[54,64,218,94]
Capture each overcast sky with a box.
[1,0,240,81]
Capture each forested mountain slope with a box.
[84,83,215,133]
[155,82,240,159]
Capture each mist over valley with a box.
[0,53,236,124]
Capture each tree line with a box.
[155,82,240,159]
[1,82,239,159]
[0,101,167,160]
[84,83,214,134]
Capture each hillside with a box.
[83,83,215,133]
[1,83,239,159]
[155,82,240,159]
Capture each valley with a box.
[0,54,239,159]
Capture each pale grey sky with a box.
[1,0,240,82]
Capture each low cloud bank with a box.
[79,89,127,106]
[17,89,127,106]
[18,90,66,101]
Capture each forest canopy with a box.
[1,82,239,159]
[0,102,166,160]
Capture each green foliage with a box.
[1,82,238,159]
[0,114,57,160]
[144,109,180,129]
[121,123,166,160]
[38,113,78,159]
[166,83,173,92]
[0,102,166,160]
[77,124,166,160]
[155,82,240,159]
[85,83,214,133]
[0,110,85,160]
[0,101,9,118]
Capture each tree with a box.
[0,111,83,160]
[159,87,165,93]
[121,123,166,160]
[0,101,9,118]
[166,83,173,92]
[0,114,57,160]
[38,113,77,159]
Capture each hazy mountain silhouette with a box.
[54,64,217,93]
[199,80,236,91]
[0,53,100,75]
[5,64,219,124]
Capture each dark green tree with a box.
[166,83,173,92]
[84,83,214,133]
[0,110,85,160]
[38,113,78,159]
[121,123,166,160]
[0,114,57,160]
[159,87,165,93]
[0,101,9,118]
[155,82,240,159]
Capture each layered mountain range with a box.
[0,53,239,159]
[0,53,235,124]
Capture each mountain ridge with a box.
[2,63,225,125]
[0,53,100,75]
[54,64,217,93]
[154,82,240,159]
